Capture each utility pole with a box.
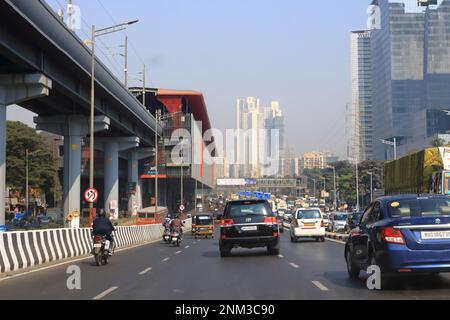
[155,109,161,212]
[142,64,146,107]
[181,147,184,210]
[124,36,128,88]
[25,149,29,214]
[369,172,373,203]
[355,157,360,212]
[68,0,73,30]
[332,167,337,210]
[393,137,397,160]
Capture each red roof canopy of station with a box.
[156,89,213,134]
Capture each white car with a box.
[290,207,325,242]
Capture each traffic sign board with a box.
[84,188,99,203]
[179,204,185,211]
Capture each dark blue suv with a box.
[345,195,450,287]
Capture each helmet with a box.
[98,209,106,217]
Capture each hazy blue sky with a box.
[9,0,371,158]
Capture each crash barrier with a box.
[325,232,349,242]
[282,223,349,241]
[0,219,191,273]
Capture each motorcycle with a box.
[171,228,182,247]
[92,235,112,266]
[163,227,172,244]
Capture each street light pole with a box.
[88,20,138,221]
[369,172,373,203]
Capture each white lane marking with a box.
[312,281,329,291]
[185,246,190,249]
[92,286,118,300]
[289,263,299,269]
[175,251,182,255]
[138,267,152,275]
[162,257,170,262]
[0,236,164,283]
[326,238,346,245]
[278,254,284,258]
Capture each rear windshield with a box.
[388,198,450,218]
[296,209,321,219]
[226,201,271,218]
[195,216,212,225]
[334,214,348,221]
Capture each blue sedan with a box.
[345,195,450,288]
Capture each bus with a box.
[136,207,168,225]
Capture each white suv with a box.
[290,207,326,242]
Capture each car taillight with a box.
[320,220,324,227]
[220,219,234,226]
[264,217,277,224]
[381,227,405,245]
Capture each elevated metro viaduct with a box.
[0,0,160,228]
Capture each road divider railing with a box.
[0,219,192,274]
[282,221,349,241]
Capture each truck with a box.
[384,146,450,195]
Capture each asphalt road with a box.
[1,230,450,300]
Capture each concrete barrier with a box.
[0,219,191,274]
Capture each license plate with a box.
[241,226,257,231]
[93,243,102,248]
[421,231,450,240]
[172,238,178,241]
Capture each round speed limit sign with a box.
[84,188,99,203]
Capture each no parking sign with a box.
[84,188,99,203]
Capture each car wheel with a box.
[290,234,294,242]
[320,237,325,242]
[346,249,360,279]
[370,255,391,290]
[220,245,231,257]
[267,245,279,255]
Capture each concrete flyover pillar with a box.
[96,137,140,215]
[0,73,52,231]
[35,115,110,228]
[126,148,154,215]
[0,104,5,231]
[128,151,140,216]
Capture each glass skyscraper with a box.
[351,30,373,161]
[370,0,450,160]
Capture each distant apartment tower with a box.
[294,152,327,176]
[350,30,373,161]
[370,0,450,160]
[265,101,285,177]
[235,97,266,178]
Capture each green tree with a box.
[430,136,446,147]
[6,121,57,195]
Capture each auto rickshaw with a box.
[192,213,214,239]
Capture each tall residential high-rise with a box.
[350,30,373,161]
[235,97,266,178]
[370,0,450,160]
[265,101,285,177]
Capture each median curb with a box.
[326,232,349,242]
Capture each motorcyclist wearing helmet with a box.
[92,209,115,255]
[170,214,185,239]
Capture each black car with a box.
[219,199,280,257]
